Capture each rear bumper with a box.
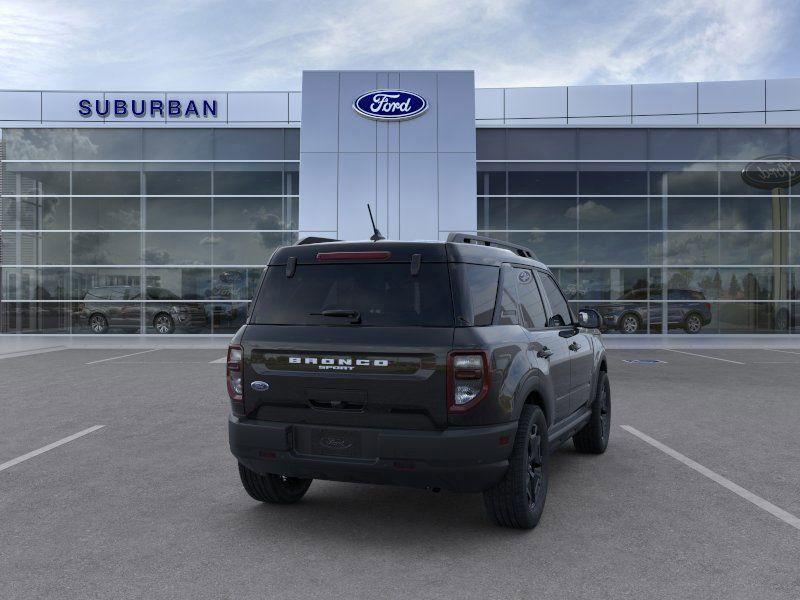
[229,415,517,493]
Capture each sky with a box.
[0,0,798,91]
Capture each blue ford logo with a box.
[250,381,270,392]
[353,90,428,121]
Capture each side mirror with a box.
[578,309,601,329]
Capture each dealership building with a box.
[1,70,799,336]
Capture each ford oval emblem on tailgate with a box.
[250,381,270,391]
[319,436,353,450]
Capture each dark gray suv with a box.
[76,286,207,334]
[227,234,610,529]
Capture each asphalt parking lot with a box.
[1,345,799,599]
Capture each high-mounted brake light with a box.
[316,251,391,261]
[227,344,244,415]
[447,351,491,413]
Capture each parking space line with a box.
[0,425,105,473]
[762,349,800,356]
[0,346,66,360]
[210,356,227,364]
[621,425,800,531]
[663,349,745,365]
[85,349,159,365]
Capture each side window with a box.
[514,268,547,329]
[497,266,519,325]
[540,273,572,327]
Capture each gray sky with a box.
[0,0,797,91]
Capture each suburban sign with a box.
[741,155,800,190]
[78,98,219,119]
[352,90,428,121]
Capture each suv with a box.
[585,287,712,334]
[75,286,207,334]
[227,234,610,529]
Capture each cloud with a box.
[0,0,795,91]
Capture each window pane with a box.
[143,129,213,160]
[667,232,718,264]
[210,232,294,265]
[515,268,547,328]
[144,232,212,265]
[145,171,211,195]
[508,197,577,230]
[508,129,576,160]
[72,129,141,160]
[213,129,284,160]
[505,232,578,265]
[72,171,140,195]
[72,197,140,229]
[213,170,282,195]
[210,268,264,301]
[649,129,717,161]
[477,197,507,230]
[72,232,141,264]
[2,129,73,160]
[145,268,212,299]
[720,196,785,230]
[145,197,211,230]
[20,196,70,230]
[508,171,575,195]
[11,232,70,265]
[720,232,780,265]
[476,129,506,160]
[578,129,646,161]
[718,129,788,160]
[213,197,285,230]
[72,268,142,300]
[539,273,571,326]
[578,268,649,301]
[579,232,652,265]
[497,267,519,326]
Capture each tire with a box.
[153,313,175,334]
[88,313,108,334]
[618,313,641,334]
[573,371,611,454]
[483,405,549,529]
[683,312,703,334]
[238,463,312,504]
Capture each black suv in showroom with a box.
[584,287,712,334]
[227,234,610,529]
[75,286,207,334]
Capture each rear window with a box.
[250,263,454,327]
[450,264,499,326]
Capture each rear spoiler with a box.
[296,236,339,245]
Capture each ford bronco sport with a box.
[228,233,610,529]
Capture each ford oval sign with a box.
[741,155,800,190]
[353,90,428,121]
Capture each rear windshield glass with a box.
[250,263,454,327]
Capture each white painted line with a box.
[762,348,800,356]
[621,425,800,531]
[0,425,105,473]
[0,346,66,360]
[210,356,228,364]
[85,349,159,365]
[663,348,745,365]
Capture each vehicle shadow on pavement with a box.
[231,446,590,544]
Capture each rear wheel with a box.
[238,463,312,504]
[483,405,549,529]
[573,371,611,454]
[683,313,703,334]
[618,313,641,334]
[153,313,175,334]
[89,313,108,334]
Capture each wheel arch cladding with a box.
[517,379,554,427]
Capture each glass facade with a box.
[0,128,298,334]
[478,128,800,334]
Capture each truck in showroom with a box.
[227,232,610,529]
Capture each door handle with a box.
[536,346,553,359]
[568,341,581,352]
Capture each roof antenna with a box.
[367,204,385,241]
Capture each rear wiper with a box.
[310,309,362,324]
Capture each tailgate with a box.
[241,325,454,430]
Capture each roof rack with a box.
[296,236,339,245]
[446,233,536,259]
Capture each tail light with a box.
[705,303,712,311]
[227,344,244,415]
[447,351,490,413]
